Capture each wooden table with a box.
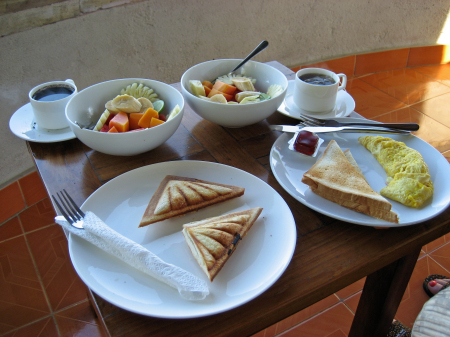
[27,62,450,337]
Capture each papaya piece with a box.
[207,88,233,101]
[212,80,237,95]
[204,85,211,97]
[149,117,165,128]
[108,126,118,133]
[109,111,129,132]
[129,112,144,130]
[202,80,213,89]
[139,108,159,128]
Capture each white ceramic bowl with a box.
[65,78,184,156]
[181,59,288,128]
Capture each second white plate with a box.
[270,119,450,227]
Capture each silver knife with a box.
[270,125,412,134]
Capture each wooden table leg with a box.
[348,247,422,337]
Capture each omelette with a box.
[358,136,433,208]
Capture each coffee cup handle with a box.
[337,74,347,91]
[65,79,75,86]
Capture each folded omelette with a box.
[359,136,433,208]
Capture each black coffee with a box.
[32,85,74,102]
[299,73,335,86]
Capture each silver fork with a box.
[52,189,85,229]
[299,114,419,131]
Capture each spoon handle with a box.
[231,40,269,73]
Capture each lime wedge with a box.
[167,105,181,121]
[153,100,164,113]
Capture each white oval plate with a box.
[69,161,296,318]
[9,103,75,143]
[270,118,450,227]
[277,80,355,120]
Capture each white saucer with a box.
[9,103,75,143]
[277,80,355,120]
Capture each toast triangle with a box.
[302,140,399,223]
[139,175,245,227]
[182,207,263,282]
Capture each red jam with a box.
[294,131,319,156]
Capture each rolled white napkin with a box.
[55,211,209,301]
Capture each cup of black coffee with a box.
[29,79,77,129]
[293,68,346,114]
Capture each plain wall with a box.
[2,0,450,187]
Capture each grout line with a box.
[427,254,450,275]
[22,228,55,321]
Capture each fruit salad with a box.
[189,73,283,105]
[92,83,180,133]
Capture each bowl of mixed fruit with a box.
[181,59,288,127]
[65,78,184,156]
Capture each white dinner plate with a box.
[69,161,296,318]
[277,80,355,119]
[9,103,75,143]
[270,118,450,227]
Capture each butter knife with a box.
[270,125,412,134]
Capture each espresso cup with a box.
[293,68,347,114]
[29,79,77,129]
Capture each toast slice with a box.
[139,175,245,227]
[182,207,263,282]
[302,140,399,223]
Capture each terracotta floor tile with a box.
[0,236,50,334]
[343,291,362,314]
[412,63,450,87]
[251,322,277,337]
[372,107,450,153]
[0,182,25,224]
[277,303,354,337]
[410,92,450,128]
[422,234,449,253]
[346,78,407,119]
[335,277,366,300]
[251,329,266,337]
[395,255,450,328]
[26,224,89,312]
[428,242,450,273]
[301,55,356,77]
[275,294,340,335]
[55,300,107,337]
[0,216,23,242]
[408,45,450,67]
[359,68,450,105]
[355,49,409,76]
[19,171,48,207]
[19,197,56,233]
[4,317,59,337]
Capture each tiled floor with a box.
[1,46,450,336]
[0,171,107,337]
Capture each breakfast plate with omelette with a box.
[270,118,450,227]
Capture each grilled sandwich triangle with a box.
[182,207,263,282]
[139,175,245,227]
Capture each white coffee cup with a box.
[29,79,77,129]
[293,68,347,114]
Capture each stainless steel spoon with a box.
[230,40,269,73]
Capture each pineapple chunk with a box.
[189,80,206,97]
